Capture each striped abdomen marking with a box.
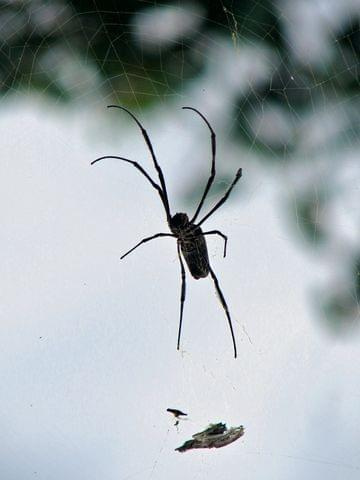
[180,226,209,279]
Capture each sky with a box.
[1,94,359,480]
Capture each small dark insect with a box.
[167,408,188,426]
[167,408,188,418]
[91,105,242,357]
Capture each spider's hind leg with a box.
[176,241,187,351]
[208,266,237,358]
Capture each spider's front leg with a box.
[198,168,242,226]
[120,233,175,259]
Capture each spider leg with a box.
[182,107,216,224]
[208,266,237,358]
[91,156,167,214]
[107,105,171,222]
[120,233,175,260]
[176,241,187,351]
[203,230,228,257]
[198,168,242,226]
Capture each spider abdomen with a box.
[180,227,210,279]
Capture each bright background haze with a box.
[1,1,359,479]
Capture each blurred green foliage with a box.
[0,0,283,103]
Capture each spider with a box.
[91,105,242,358]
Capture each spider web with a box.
[1,1,360,479]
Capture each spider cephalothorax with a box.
[92,105,242,358]
[170,213,190,235]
